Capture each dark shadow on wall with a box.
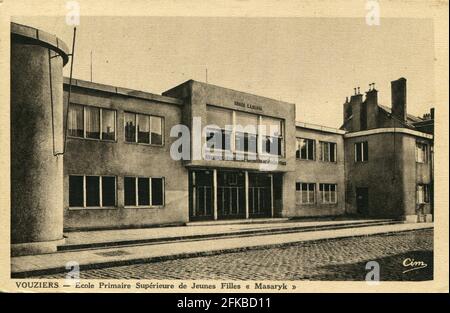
[309,250,433,281]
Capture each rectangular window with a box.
[235,111,259,154]
[206,105,233,129]
[101,176,116,207]
[260,116,284,156]
[151,116,163,145]
[68,104,84,138]
[416,184,430,204]
[68,104,116,141]
[319,141,336,162]
[206,127,232,152]
[124,112,164,145]
[261,135,282,156]
[296,138,315,160]
[124,112,136,143]
[355,141,369,162]
[138,177,150,205]
[124,176,137,206]
[101,109,116,141]
[124,177,165,207]
[296,182,316,204]
[319,183,337,204]
[235,132,258,154]
[152,178,164,206]
[85,176,100,206]
[68,175,116,208]
[416,142,428,163]
[85,107,100,139]
[205,106,232,152]
[69,175,84,207]
[137,114,150,144]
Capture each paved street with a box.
[35,229,433,281]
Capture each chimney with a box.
[348,89,363,131]
[343,97,352,121]
[430,108,435,120]
[391,77,407,122]
[365,84,378,129]
[366,84,378,104]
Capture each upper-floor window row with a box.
[296,139,337,163]
[205,105,284,157]
[68,104,116,141]
[319,141,337,162]
[296,138,315,160]
[68,104,164,146]
[124,112,163,146]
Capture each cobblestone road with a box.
[37,229,433,281]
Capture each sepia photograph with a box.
[0,0,448,295]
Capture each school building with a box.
[10,23,434,255]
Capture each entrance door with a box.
[189,170,275,221]
[217,171,245,219]
[190,170,213,220]
[248,173,272,218]
[356,187,369,216]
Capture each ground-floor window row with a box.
[295,182,338,204]
[68,175,165,209]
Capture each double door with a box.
[189,170,274,220]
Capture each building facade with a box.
[291,123,346,218]
[10,23,435,255]
[340,79,434,222]
[60,77,434,230]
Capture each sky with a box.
[12,16,435,128]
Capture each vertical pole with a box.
[99,176,103,208]
[60,27,76,156]
[90,50,93,82]
[270,174,274,217]
[245,171,249,219]
[231,111,236,153]
[213,169,218,220]
[257,116,263,155]
[192,171,196,217]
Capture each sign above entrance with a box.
[234,101,263,111]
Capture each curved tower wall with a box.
[10,23,69,256]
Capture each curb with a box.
[11,227,433,278]
[58,220,400,252]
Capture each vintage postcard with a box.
[0,0,448,296]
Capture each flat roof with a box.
[295,121,346,135]
[164,79,295,106]
[63,77,184,106]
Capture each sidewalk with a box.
[11,221,433,277]
[61,218,397,250]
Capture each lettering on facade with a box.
[234,101,263,111]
